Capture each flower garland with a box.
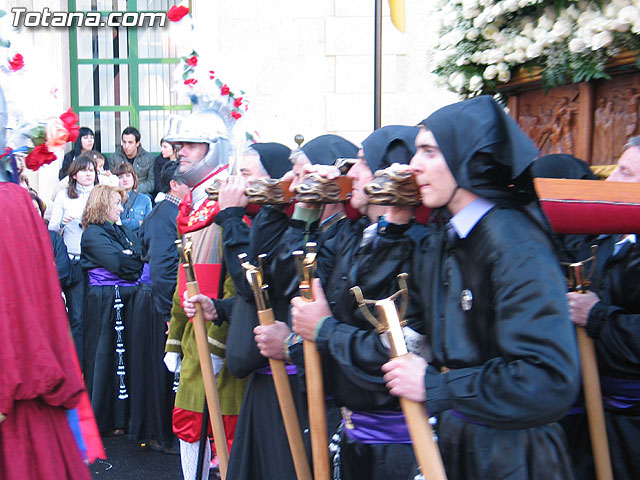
[431,0,640,98]
[167,4,253,141]
[0,8,80,173]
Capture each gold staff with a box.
[177,235,229,480]
[293,243,330,480]
[240,254,312,480]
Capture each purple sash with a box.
[257,364,298,375]
[601,376,640,410]
[88,267,139,287]
[342,409,412,444]
[139,263,151,285]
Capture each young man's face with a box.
[608,146,640,183]
[346,149,374,213]
[177,142,209,173]
[410,128,458,210]
[122,134,140,159]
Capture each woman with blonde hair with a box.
[81,184,143,436]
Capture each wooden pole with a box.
[575,327,613,480]
[185,280,229,480]
[376,299,447,480]
[257,308,313,480]
[303,342,330,479]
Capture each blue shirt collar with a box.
[450,197,495,239]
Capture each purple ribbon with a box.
[88,267,139,287]
[139,263,151,285]
[342,409,412,444]
[601,376,640,410]
[450,409,487,426]
[257,364,298,375]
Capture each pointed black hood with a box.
[250,142,291,179]
[362,125,419,173]
[421,96,540,206]
[301,134,359,166]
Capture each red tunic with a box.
[0,183,91,480]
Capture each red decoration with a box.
[25,144,56,171]
[8,53,24,72]
[209,70,215,79]
[167,5,189,22]
[220,84,230,95]
[59,108,80,142]
[187,56,198,67]
[233,97,243,108]
[231,111,242,120]
[184,78,198,87]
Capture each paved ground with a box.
[89,436,185,479]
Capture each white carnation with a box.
[612,0,631,8]
[514,35,532,50]
[502,0,518,13]
[489,4,503,19]
[482,23,500,39]
[618,6,640,26]
[568,37,586,53]
[471,50,484,63]
[591,31,614,50]
[469,74,484,91]
[487,49,505,64]
[604,4,620,19]
[462,7,481,19]
[506,49,527,64]
[455,55,470,66]
[449,72,467,92]
[521,21,536,38]
[466,28,481,41]
[483,64,498,80]
[538,15,554,31]
[552,19,573,39]
[565,5,580,20]
[526,42,543,59]
[497,69,511,82]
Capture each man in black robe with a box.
[284,126,425,480]
[130,161,190,452]
[381,96,580,479]
[565,138,640,480]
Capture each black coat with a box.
[139,199,179,319]
[81,222,143,282]
[49,230,74,287]
[415,206,579,479]
[563,236,640,480]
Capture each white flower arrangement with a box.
[431,0,640,97]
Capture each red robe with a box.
[0,183,91,480]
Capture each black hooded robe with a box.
[562,235,640,480]
[411,97,580,479]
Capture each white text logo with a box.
[12,7,167,28]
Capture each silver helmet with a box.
[164,109,232,188]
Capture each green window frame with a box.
[68,0,191,156]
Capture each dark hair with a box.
[112,162,138,190]
[67,154,98,199]
[159,160,181,193]
[122,126,141,143]
[73,127,95,156]
[29,189,46,217]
